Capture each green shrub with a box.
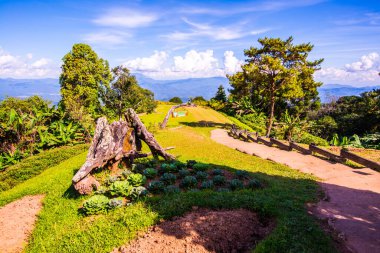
[106,175,119,185]
[121,169,132,179]
[160,163,178,173]
[131,163,145,173]
[0,144,88,192]
[195,171,208,181]
[186,160,197,168]
[200,180,214,190]
[235,170,249,179]
[213,175,226,186]
[173,161,185,170]
[212,169,224,176]
[164,185,180,194]
[148,181,165,194]
[109,181,132,197]
[294,132,328,146]
[181,176,197,189]
[82,195,109,215]
[143,168,158,179]
[192,163,209,172]
[179,169,191,178]
[130,186,148,200]
[160,173,177,185]
[127,173,146,187]
[108,197,123,209]
[217,188,231,192]
[247,179,262,189]
[229,179,244,191]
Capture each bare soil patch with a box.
[113,208,275,253]
[0,195,44,253]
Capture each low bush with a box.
[143,168,158,179]
[179,169,191,178]
[213,175,226,186]
[235,170,249,179]
[108,198,123,209]
[160,163,178,173]
[82,195,109,215]
[131,163,145,173]
[160,173,177,185]
[180,176,197,189]
[164,185,180,194]
[229,179,244,191]
[200,180,214,190]
[109,181,132,197]
[121,169,132,179]
[294,132,329,146]
[195,171,208,181]
[192,163,209,172]
[0,144,88,192]
[148,181,165,194]
[212,169,224,176]
[106,175,119,185]
[127,173,146,187]
[130,186,148,200]
[247,179,262,189]
[186,160,197,168]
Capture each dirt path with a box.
[211,129,380,253]
[113,208,274,253]
[0,195,44,253]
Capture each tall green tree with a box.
[213,85,227,102]
[101,66,156,119]
[228,37,323,136]
[60,43,112,130]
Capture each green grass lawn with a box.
[0,105,337,253]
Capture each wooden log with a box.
[247,133,257,142]
[257,136,272,146]
[289,141,312,154]
[160,103,196,129]
[309,144,346,163]
[341,149,380,171]
[270,138,291,151]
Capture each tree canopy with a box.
[60,43,112,130]
[101,66,156,119]
[228,37,323,136]
[169,97,183,104]
[213,85,227,102]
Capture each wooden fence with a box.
[228,124,380,172]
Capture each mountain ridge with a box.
[0,75,379,104]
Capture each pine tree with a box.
[213,85,227,102]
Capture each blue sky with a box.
[0,0,380,86]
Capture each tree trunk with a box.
[160,103,195,129]
[72,108,174,194]
[125,108,175,160]
[266,93,275,137]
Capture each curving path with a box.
[211,129,380,253]
[0,195,44,253]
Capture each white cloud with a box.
[315,52,380,86]
[83,31,130,45]
[224,51,242,74]
[94,9,158,28]
[0,48,59,78]
[164,18,269,41]
[124,51,168,71]
[26,53,33,59]
[124,49,242,79]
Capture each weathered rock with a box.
[74,175,100,195]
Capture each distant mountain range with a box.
[0,76,379,104]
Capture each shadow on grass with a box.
[62,159,380,252]
[180,121,230,128]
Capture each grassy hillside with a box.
[0,105,336,253]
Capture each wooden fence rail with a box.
[341,149,380,171]
[227,124,380,171]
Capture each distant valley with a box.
[0,75,379,104]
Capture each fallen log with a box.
[160,102,196,129]
[72,108,175,194]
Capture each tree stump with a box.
[72,108,174,194]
